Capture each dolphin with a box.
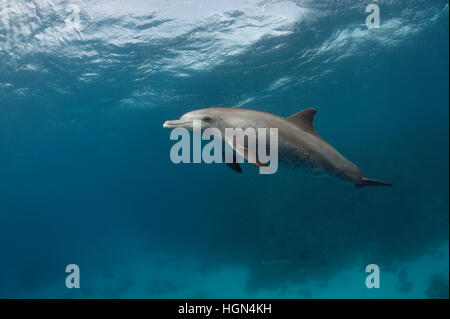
[163,107,392,187]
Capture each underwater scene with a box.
[0,0,448,298]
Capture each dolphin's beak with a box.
[163,119,191,129]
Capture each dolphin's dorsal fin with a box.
[287,108,318,135]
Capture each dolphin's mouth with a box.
[163,120,191,128]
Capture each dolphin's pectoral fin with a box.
[224,136,271,172]
[287,108,319,136]
[226,161,242,173]
[222,151,243,173]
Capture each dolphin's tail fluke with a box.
[355,177,392,188]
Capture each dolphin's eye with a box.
[202,116,212,122]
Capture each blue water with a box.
[0,0,448,298]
